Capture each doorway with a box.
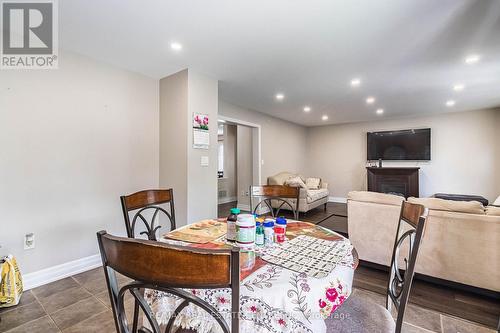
[217,116,261,217]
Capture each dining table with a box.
[145,219,359,333]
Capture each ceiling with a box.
[60,0,500,126]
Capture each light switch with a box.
[201,156,209,167]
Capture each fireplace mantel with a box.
[366,167,420,198]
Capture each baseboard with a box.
[23,254,102,290]
[218,196,237,204]
[329,196,347,203]
[236,203,251,212]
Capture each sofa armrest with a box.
[299,188,307,199]
[321,182,328,190]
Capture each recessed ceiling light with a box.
[170,42,183,51]
[453,84,465,92]
[446,100,456,107]
[321,115,329,121]
[366,97,375,104]
[376,108,384,115]
[464,54,480,64]
[350,78,361,87]
[303,106,311,112]
[275,93,285,100]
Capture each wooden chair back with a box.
[386,201,428,333]
[120,189,176,240]
[97,231,240,333]
[250,185,300,220]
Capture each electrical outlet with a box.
[24,233,35,250]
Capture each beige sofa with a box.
[347,191,500,292]
[267,171,329,213]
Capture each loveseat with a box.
[267,171,329,213]
[347,191,500,292]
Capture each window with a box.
[218,142,224,177]
[218,123,224,178]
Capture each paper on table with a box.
[165,220,227,243]
[259,235,353,278]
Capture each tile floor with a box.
[0,266,496,333]
[0,268,133,333]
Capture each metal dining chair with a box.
[97,231,240,333]
[120,189,176,241]
[327,201,428,333]
[250,185,300,220]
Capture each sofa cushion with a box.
[268,172,295,185]
[494,195,500,206]
[284,176,307,189]
[305,177,321,190]
[348,191,404,206]
[307,188,329,203]
[486,206,500,216]
[408,197,485,215]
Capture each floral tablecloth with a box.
[146,221,358,333]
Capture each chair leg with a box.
[324,202,327,211]
[132,299,140,332]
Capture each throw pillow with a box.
[305,177,321,190]
[494,195,500,206]
[284,176,307,189]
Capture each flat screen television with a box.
[367,128,431,161]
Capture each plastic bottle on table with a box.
[263,219,275,245]
[236,214,256,248]
[226,208,240,242]
[255,222,264,246]
[275,216,287,243]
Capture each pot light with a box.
[446,100,456,107]
[464,54,480,64]
[453,84,465,92]
[350,78,361,87]
[275,93,285,100]
[376,108,384,115]
[170,42,183,51]
[321,115,329,121]
[303,106,311,112]
[366,97,375,104]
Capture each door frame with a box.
[218,116,262,210]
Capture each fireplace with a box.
[366,167,419,198]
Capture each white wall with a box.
[186,71,218,223]
[159,69,218,226]
[219,101,308,183]
[496,111,500,197]
[159,70,189,225]
[0,52,159,274]
[306,108,500,201]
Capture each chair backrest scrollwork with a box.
[120,189,176,240]
[386,201,428,333]
[250,185,300,220]
[97,231,240,333]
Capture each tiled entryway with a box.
[0,268,133,333]
[0,266,496,333]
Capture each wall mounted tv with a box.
[367,128,431,161]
